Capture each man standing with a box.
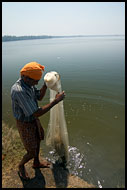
[11,62,65,180]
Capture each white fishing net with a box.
[44,71,69,163]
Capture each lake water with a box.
[2,36,125,188]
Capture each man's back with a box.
[11,78,40,122]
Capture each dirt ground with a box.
[2,156,96,188]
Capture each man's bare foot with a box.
[18,165,30,180]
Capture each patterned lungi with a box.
[16,118,44,152]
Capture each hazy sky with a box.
[2,2,125,36]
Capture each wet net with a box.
[44,71,69,163]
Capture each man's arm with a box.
[39,83,47,101]
[33,91,65,117]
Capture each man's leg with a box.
[33,139,40,165]
[18,150,36,179]
[33,140,51,168]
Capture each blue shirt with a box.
[11,78,41,122]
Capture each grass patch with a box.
[2,121,26,167]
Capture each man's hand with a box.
[55,91,65,103]
[33,91,66,117]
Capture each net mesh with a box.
[44,72,69,163]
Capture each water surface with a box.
[2,36,125,187]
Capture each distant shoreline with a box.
[2,34,125,42]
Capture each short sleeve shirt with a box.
[11,78,41,122]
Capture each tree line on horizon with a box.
[2,34,124,42]
[2,35,86,42]
[2,35,53,42]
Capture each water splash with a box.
[46,146,88,178]
[98,180,103,188]
[67,146,86,177]
[45,145,105,188]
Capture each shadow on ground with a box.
[18,168,46,188]
[51,162,69,188]
[18,162,69,188]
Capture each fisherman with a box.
[11,62,65,180]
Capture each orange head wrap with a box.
[20,62,45,80]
